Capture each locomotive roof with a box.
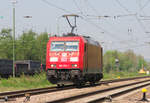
[83,36,100,46]
[50,33,100,46]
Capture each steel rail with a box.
[89,81,150,103]
[47,77,150,103]
[0,85,73,99]
[101,76,150,83]
[0,76,149,100]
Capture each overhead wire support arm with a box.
[62,14,79,34]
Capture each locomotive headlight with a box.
[50,57,58,62]
[70,57,78,62]
[74,64,77,67]
[51,64,56,68]
[72,64,78,67]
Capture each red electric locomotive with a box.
[46,34,103,86]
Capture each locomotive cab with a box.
[46,35,103,86]
[46,36,83,84]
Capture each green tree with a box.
[16,30,37,60]
[36,32,49,63]
[137,55,147,70]
[103,50,148,73]
[0,28,13,59]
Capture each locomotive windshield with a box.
[51,41,64,51]
[51,41,79,51]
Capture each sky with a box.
[0,0,150,59]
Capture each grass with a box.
[0,72,54,92]
[103,71,148,80]
[0,71,149,92]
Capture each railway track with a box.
[0,76,149,101]
[0,85,73,99]
[47,77,150,103]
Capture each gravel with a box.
[4,78,150,103]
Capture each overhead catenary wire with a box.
[71,0,112,40]
[139,0,150,12]
[42,0,121,41]
[41,0,72,13]
[41,0,150,50]
[115,0,148,34]
[84,0,101,15]
[72,0,84,15]
[79,16,123,40]
[72,0,126,40]
[115,0,131,13]
[78,0,139,42]
[136,0,150,32]
[81,0,137,39]
[107,0,150,50]
[134,14,147,32]
[137,0,147,15]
